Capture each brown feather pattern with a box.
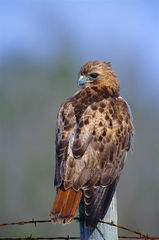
[50,60,134,228]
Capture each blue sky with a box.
[0,0,159,98]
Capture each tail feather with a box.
[50,187,82,224]
[84,178,118,228]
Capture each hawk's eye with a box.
[89,73,98,78]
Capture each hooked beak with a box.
[78,75,87,88]
[78,75,93,88]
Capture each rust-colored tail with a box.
[49,187,82,224]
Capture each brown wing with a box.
[54,98,76,187]
[82,96,134,227]
[55,86,134,191]
[61,94,134,189]
[54,87,134,227]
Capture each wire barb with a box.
[0,218,159,239]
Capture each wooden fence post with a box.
[79,193,118,240]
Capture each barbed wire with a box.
[0,237,80,240]
[0,237,157,240]
[1,237,156,240]
[0,218,158,240]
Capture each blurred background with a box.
[0,0,159,238]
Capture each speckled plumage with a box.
[50,60,134,228]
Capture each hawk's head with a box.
[78,60,119,91]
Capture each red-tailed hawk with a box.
[50,60,134,228]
